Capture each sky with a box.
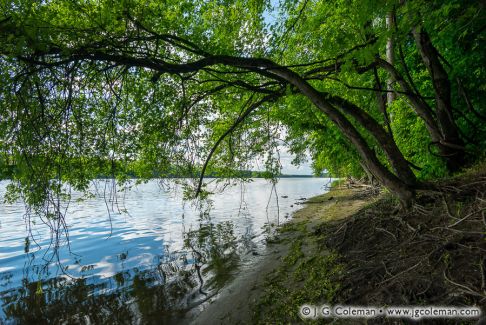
[261,1,313,175]
[251,144,314,175]
[279,146,313,175]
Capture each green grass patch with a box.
[279,220,308,234]
[253,229,343,324]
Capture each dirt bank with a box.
[255,166,486,325]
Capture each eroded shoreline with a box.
[184,187,373,324]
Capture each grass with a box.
[252,221,343,324]
[251,186,378,324]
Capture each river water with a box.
[0,178,331,324]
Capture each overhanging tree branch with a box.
[3,22,420,205]
[195,91,284,197]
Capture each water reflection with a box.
[0,178,331,324]
[1,219,242,324]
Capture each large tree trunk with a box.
[386,11,396,104]
[326,94,417,186]
[314,102,414,207]
[269,68,415,207]
[377,57,467,171]
[412,26,465,171]
[377,58,443,143]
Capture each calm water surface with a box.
[0,178,331,324]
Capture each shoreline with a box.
[183,186,374,324]
[250,166,486,325]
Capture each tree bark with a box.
[325,94,417,186]
[377,58,443,143]
[266,67,415,207]
[412,26,465,171]
[386,11,396,104]
[373,68,394,138]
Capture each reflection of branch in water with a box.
[187,204,210,295]
[237,181,249,218]
[1,255,203,324]
[188,243,208,296]
[265,180,280,227]
[183,216,242,295]
[240,226,257,255]
[103,179,114,238]
[2,197,247,324]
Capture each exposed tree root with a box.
[316,170,486,324]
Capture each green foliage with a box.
[277,0,485,180]
[388,99,448,179]
[0,0,484,214]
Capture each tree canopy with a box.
[0,0,485,213]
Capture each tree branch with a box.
[195,91,283,197]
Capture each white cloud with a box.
[278,146,313,175]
